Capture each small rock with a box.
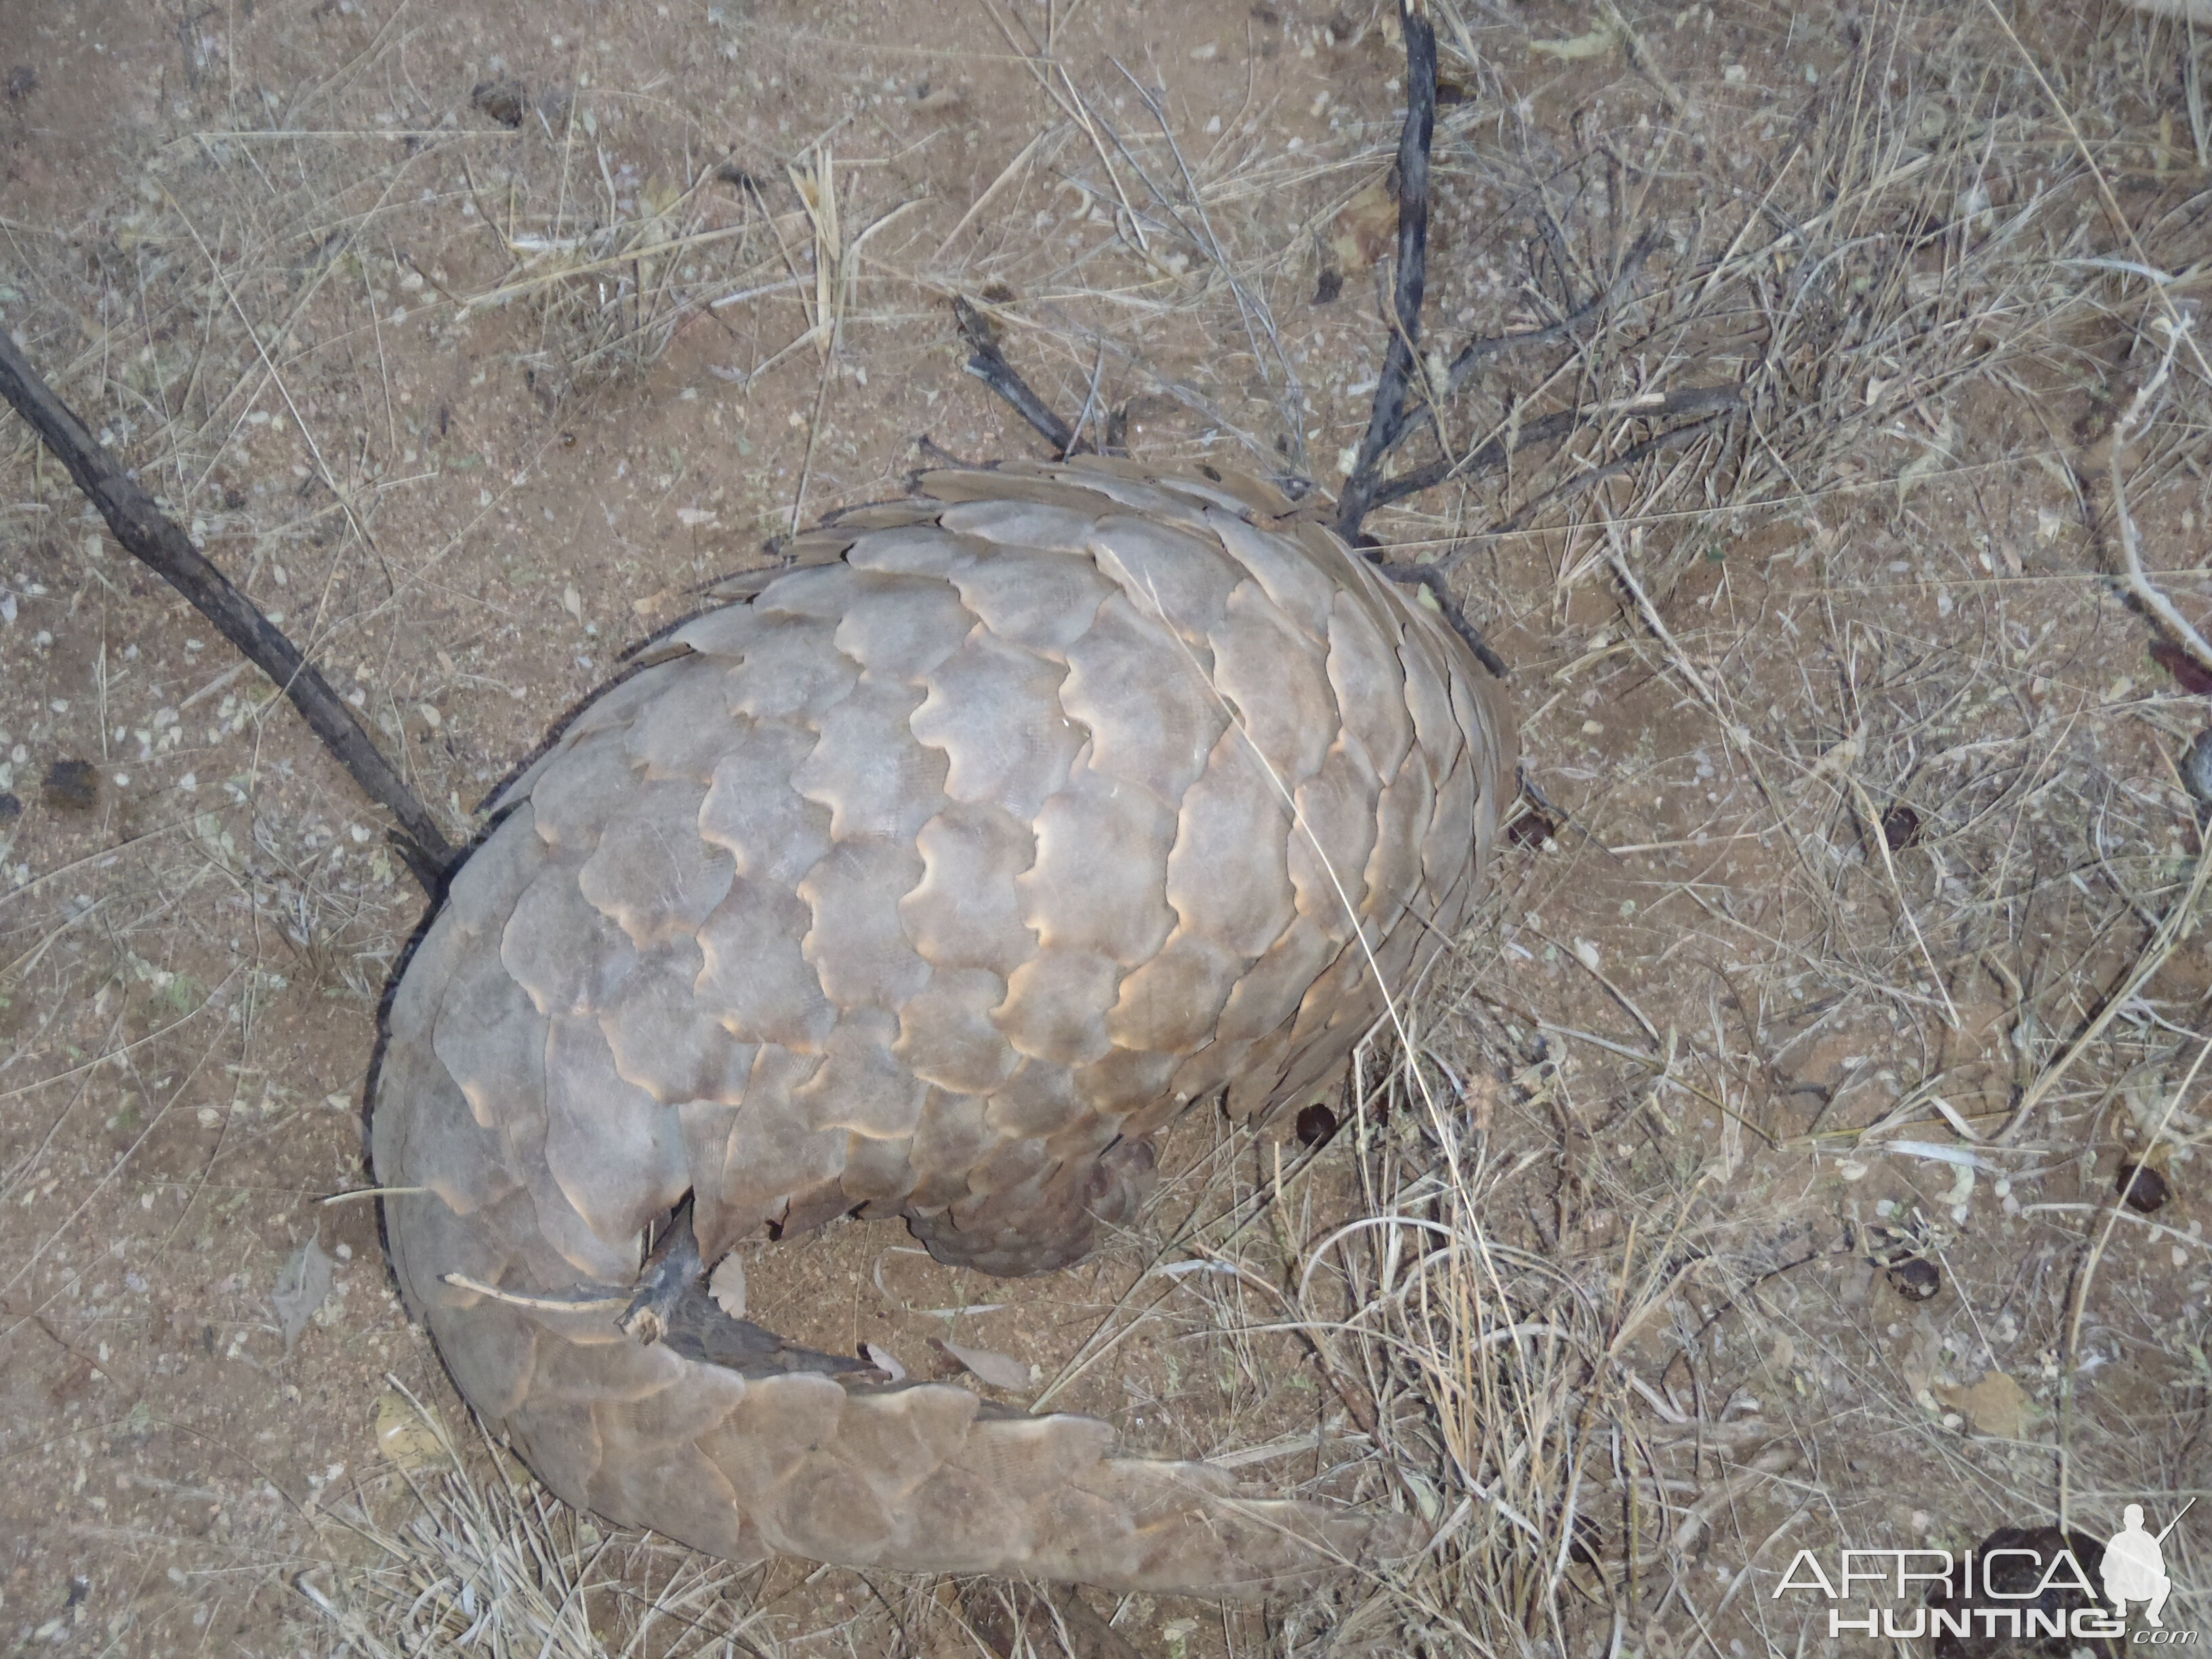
[1886,1257,1940,1300]
[5,66,35,102]
[41,759,98,811]
[2115,1161,2169,1214]
[0,792,20,825]
[1880,802,1921,851]
[1296,1103,1338,1147]
[2183,730,2212,808]
[470,78,526,128]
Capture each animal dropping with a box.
[371,458,1515,1595]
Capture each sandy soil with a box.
[1,0,2207,1654]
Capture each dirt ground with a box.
[1,0,2208,1654]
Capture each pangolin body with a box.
[371,458,1515,1595]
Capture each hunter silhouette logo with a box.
[2104,1502,2192,1627]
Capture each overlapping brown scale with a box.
[527,728,642,857]
[1287,742,1382,936]
[709,1046,844,1231]
[791,1008,930,1139]
[838,523,983,579]
[900,803,1040,976]
[722,615,859,722]
[665,602,768,659]
[695,878,838,1050]
[1018,763,1176,964]
[1206,580,1337,788]
[913,631,1081,819]
[694,1370,847,1509]
[935,495,1100,554]
[1104,930,1242,1052]
[792,679,947,844]
[1086,514,1240,642]
[543,1015,690,1246]
[1324,590,1416,787]
[981,1054,1086,1139]
[893,966,1019,1094]
[1361,758,1436,934]
[748,560,872,623]
[939,544,1115,655]
[1164,729,1295,959]
[797,838,931,1010]
[623,663,743,783]
[994,945,1122,1067]
[600,939,754,1105]
[826,574,975,683]
[577,778,732,948]
[501,862,640,1017]
[432,936,550,1131]
[907,1088,996,1203]
[699,722,833,885]
[1213,916,1337,1046]
[1206,508,1338,645]
[1056,596,1224,803]
[437,801,550,932]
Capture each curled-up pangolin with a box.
[371,457,1515,1595]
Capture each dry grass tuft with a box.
[4,0,2209,1654]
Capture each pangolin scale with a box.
[371,457,1515,1595]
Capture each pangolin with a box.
[371,456,1515,1596]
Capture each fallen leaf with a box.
[1934,1371,2035,1439]
[274,1237,335,1355]
[936,1339,1031,1393]
[373,1388,451,1472]
[862,1342,907,1381]
[708,1253,746,1319]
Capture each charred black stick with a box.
[954,296,1078,456]
[1334,0,1438,545]
[0,327,457,886]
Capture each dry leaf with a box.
[708,1253,746,1319]
[936,1339,1031,1392]
[274,1237,334,1355]
[1934,1371,2035,1439]
[1327,180,1397,273]
[373,1388,451,1472]
[862,1342,907,1380]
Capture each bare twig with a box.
[0,327,456,886]
[955,295,1078,455]
[1334,0,1439,544]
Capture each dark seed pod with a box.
[1887,1257,1940,1300]
[1296,1103,1339,1147]
[2116,1162,2169,1214]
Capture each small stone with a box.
[41,758,98,811]
[0,792,19,825]
[1886,1258,1940,1300]
[4,66,35,102]
[2115,1162,2169,1214]
[1296,1103,1338,1147]
[1881,803,1921,851]
[2183,731,2212,808]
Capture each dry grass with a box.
[3,0,2209,1654]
